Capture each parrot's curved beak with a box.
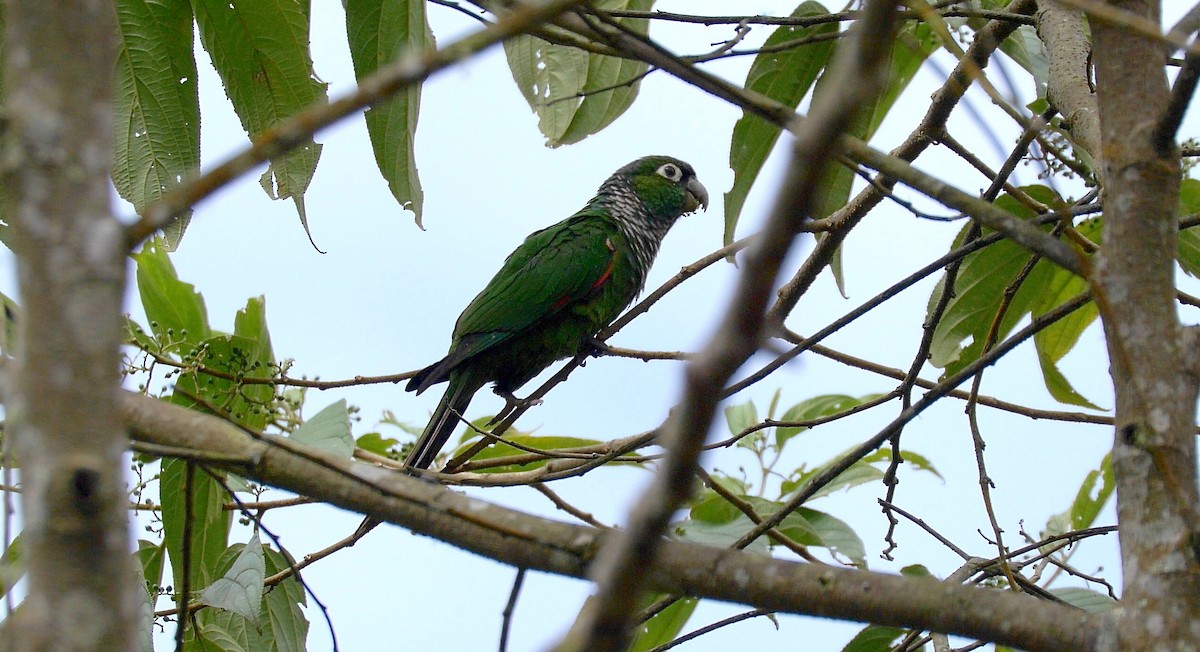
[683,177,709,215]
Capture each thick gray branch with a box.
[118,391,1102,652]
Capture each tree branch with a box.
[118,390,1103,652]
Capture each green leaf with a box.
[137,539,166,602]
[1032,217,1101,408]
[356,432,402,457]
[504,0,654,147]
[455,432,603,473]
[724,1,835,244]
[810,21,940,293]
[774,393,864,448]
[927,186,1059,373]
[0,291,18,358]
[200,530,265,624]
[626,595,699,652]
[504,34,588,145]
[689,476,749,524]
[192,0,327,209]
[233,296,277,409]
[191,542,308,651]
[841,625,907,652]
[556,0,654,146]
[1049,587,1116,613]
[1045,453,1113,542]
[161,458,232,593]
[0,533,24,598]
[671,516,770,554]
[262,546,308,651]
[291,399,354,458]
[999,25,1050,98]
[172,335,275,432]
[133,241,211,344]
[113,0,199,249]
[345,0,431,226]
[777,504,864,566]
[723,399,759,440]
[1177,178,1200,277]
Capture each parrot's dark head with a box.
[617,155,709,221]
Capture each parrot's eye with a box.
[656,163,682,181]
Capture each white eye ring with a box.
[656,163,682,181]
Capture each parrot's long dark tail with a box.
[405,381,474,470]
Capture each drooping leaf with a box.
[841,625,907,652]
[113,0,199,249]
[724,1,836,244]
[927,186,1100,407]
[690,476,750,524]
[927,186,1059,373]
[789,507,866,567]
[345,0,431,226]
[192,0,328,222]
[810,21,941,293]
[557,0,655,146]
[262,545,309,651]
[161,457,232,594]
[626,595,699,652]
[133,240,211,344]
[199,530,265,624]
[136,539,166,603]
[504,0,655,147]
[291,399,354,458]
[1032,217,1101,408]
[504,34,589,145]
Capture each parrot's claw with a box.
[488,388,543,425]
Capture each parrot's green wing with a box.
[448,211,623,363]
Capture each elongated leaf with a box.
[291,399,354,458]
[192,0,327,215]
[0,291,17,357]
[627,595,699,652]
[505,0,654,147]
[810,21,940,293]
[233,296,277,409]
[133,241,211,344]
[113,0,199,249]
[927,186,1060,373]
[504,34,589,144]
[1032,217,1101,408]
[137,539,166,602]
[0,533,23,598]
[262,546,309,651]
[725,1,836,243]
[161,457,232,593]
[557,0,654,145]
[456,433,603,472]
[200,530,265,624]
[346,0,431,226]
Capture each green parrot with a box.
[405,155,708,469]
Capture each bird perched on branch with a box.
[404,155,708,470]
